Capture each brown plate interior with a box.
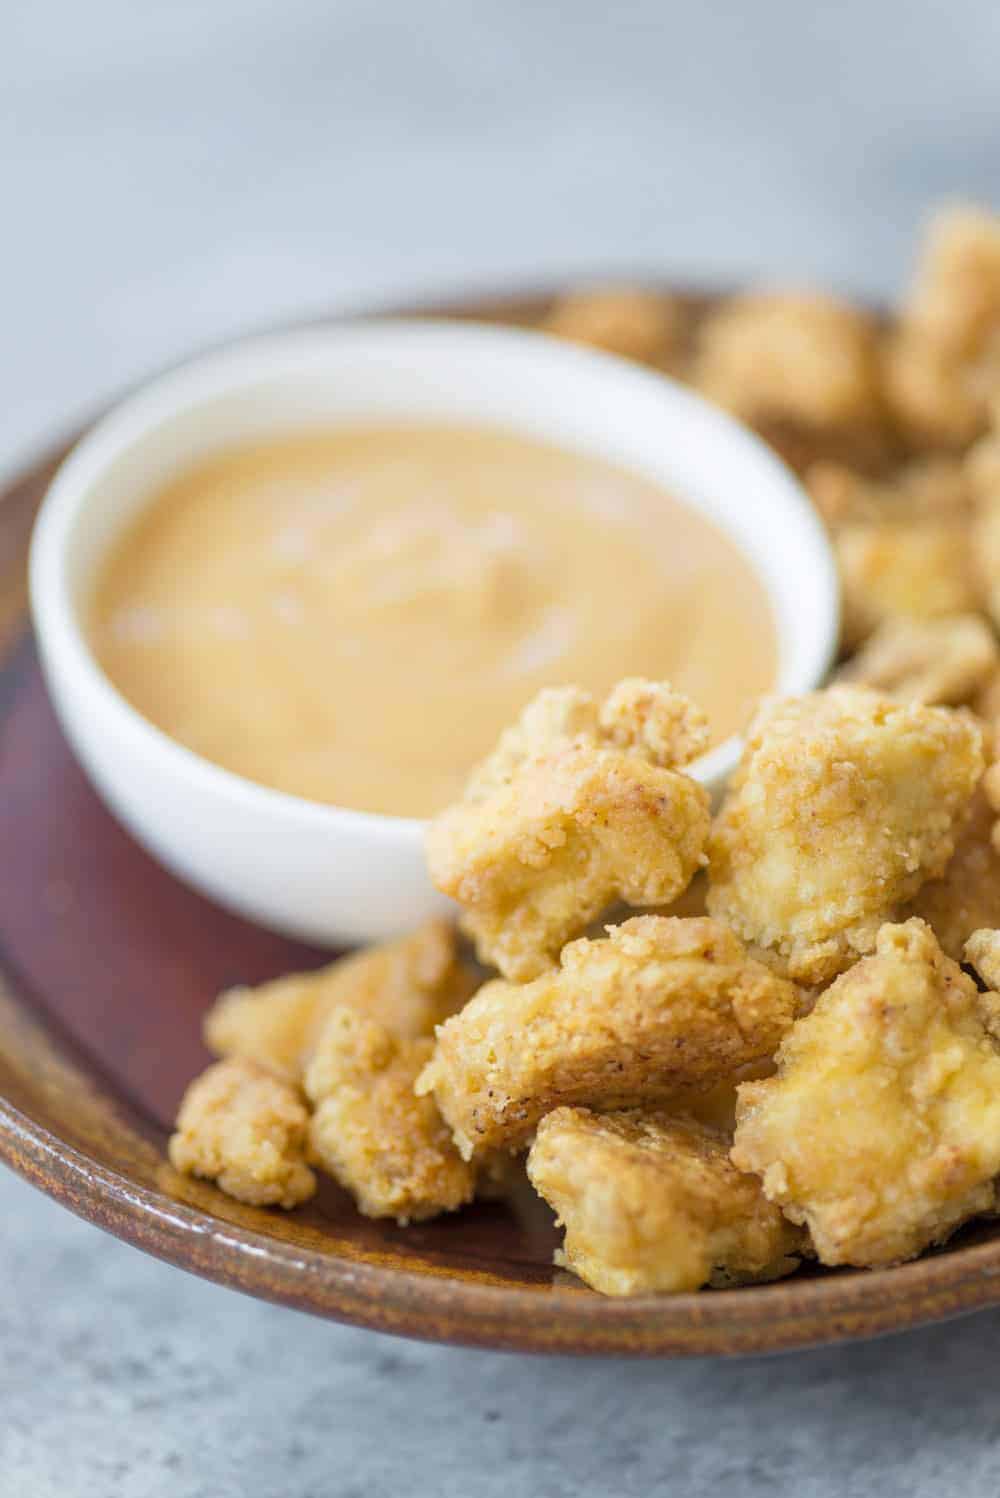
[5,291,1000,1356]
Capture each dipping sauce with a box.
[90,426,777,817]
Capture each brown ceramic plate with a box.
[5,291,1000,1358]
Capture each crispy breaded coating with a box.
[838,614,998,706]
[884,206,1000,448]
[465,679,708,801]
[707,687,985,985]
[305,1023,474,1224]
[882,331,992,450]
[969,411,1000,627]
[597,677,711,767]
[835,520,979,650]
[732,919,1000,1267]
[968,401,1000,502]
[204,920,475,1082]
[902,205,1000,360]
[692,291,880,433]
[806,455,971,532]
[804,457,978,650]
[964,928,1000,990]
[540,285,681,366]
[905,790,1000,959]
[416,916,800,1161]
[429,738,709,982]
[169,1058,316,1209]
[527,1107,802,1295]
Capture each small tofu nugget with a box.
[417,916,799,1161]
[707,687,984,985]
[884,205,1000,448]
[838,614,998,706]
[692,290,880,433]
[902,204,1000,361]
[806,457,979,652]
[528,1107,803,1295]
[204,919,476,1082]
[732,919,1000,1267]
[427,681,711,981]
[834,520,979,651]
[305,1020,474,1224]
[169,1058,316,1209]
[540,285,681,366]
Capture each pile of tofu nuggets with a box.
[170,204,1000,1296]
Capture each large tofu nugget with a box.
[732,919,1000,1267]
[428,681,711,981]
[527,1107,803,1295]
[417,916,799,1161]
[707,686,984,984]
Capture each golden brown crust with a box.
[835,520,979,651]
[540,285,681,366]
[882,331,991,450]
[203,919,476,1081]
[527,1107,803,1295]
[901,205,1000,361]
[883,206,1000,448]
[964,927,1000,990]
[168,1058,316,1209]
[463,679,708,801]
[428,741,710,982]
[806,454,972,532]
[732,919,1000,1267]
[837,614,998,706]
[692,291,881,434]
[905,789,1000,959]
[707,687,985,985]
[417,916,800,1161]
[305,1029,475,1224]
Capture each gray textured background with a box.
[3,2,1000,1494]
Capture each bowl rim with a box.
[28,315,839,841]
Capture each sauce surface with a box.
[90,426,777,816]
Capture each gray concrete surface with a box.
[3,2,1000,1493]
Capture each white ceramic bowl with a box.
[29,319,838,948]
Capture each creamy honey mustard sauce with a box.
[89,426,777,817]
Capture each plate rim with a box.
[4,290,1000,1357]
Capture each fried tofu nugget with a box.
[835,521,979,651]
[905,790,1000,959]
[732,919,1000,1267]
[884,206,1000,448]
[169,1058,316,1209]
[692,291,880,433]
[527,1107,803,1295]
[838,614,998,706]
[902,205,1000,361]
[964,928,1000,990]
[428,681,711,981]
[417,916,800,1161]
[805,456,979,650]
[305,1022,474,1224]
[540,285,681,366]
[707,687,985,985]
[806,454,971,532]
[204,920,476,1082]
[882,331,993,450]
